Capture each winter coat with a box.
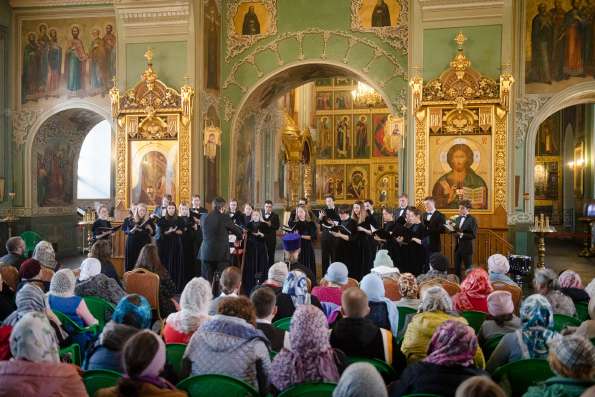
[0,360,87,397]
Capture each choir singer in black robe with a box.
[396,207,427,276]
[157,203,185,291]
[329,205,360,280]
[261,200,280,269]
[123,203,154,271]
[288,206,317,277]
[243,211,269,294]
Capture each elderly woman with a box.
[478,290,521,344]
[33,240,58,282]
[360,273,399,336]
[371,250,400,281]
[333,362,388,397]
[534,268,576,316]
[273,270,323,321]
[401,286,485,366]
[487,254,517,286]
[312,262,349,306]
[75,257,126,305]
[16,258,48,292]
[163,277,212,344]
[391,321,487,397]
[567,297,595,340]
[83,294,153,373]
[524,335,595,397]
[256,262,288,295]
[0,312,87,396]
[453,268,493,313]
[395,272,421,309]
[271,304,344,393]
[486,294,561,373]
[417,253,460,284]
[558,270,590,304]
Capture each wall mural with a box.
[225,0,278,61]
[20,16,116,104]
[351,0,408,53]
[204,0,221,91]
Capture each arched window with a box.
[77,120,111,199]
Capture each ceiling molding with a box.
[114,0,191,36]
[10,0,113,7]
[418,0,505,22]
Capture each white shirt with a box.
[459,216,466,229]
[426,212,433,221]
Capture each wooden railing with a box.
[440,228,514,270]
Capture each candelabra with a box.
[529,213,556,268]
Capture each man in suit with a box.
[318,194,341,274]
[453,199,477,277]
[199,196,244,283]
[261,200,280,268]
[227,199,245,226]
[250,286,286,352]
[363,199,382,229]
[422,196,446,265]
[395,193,409,225]
[288,197,315,224]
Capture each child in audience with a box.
[251,287,287,352]
[163,277,211,344]
[208,266,241,315]
[312,262,349,306]
[479,290,521,344]
[333,362,388,397]
[452,267,493,313]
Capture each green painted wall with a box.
[423,25,502,80]
[0,1,11,26]
[126,41,188,89]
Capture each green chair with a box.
[59,343,81,366]
[20,231,42,258]
[461,311,487,334]
[482,335,504,360]
[346,356,397,384]
[277,382,337,397]
[401,394,443,397]
[177,374,259,397]
[575,302,589,322]
[53,310,100,337]
[397,306,417,333]
[553,314,582,332]
[83,369,122,397]
[166,343,187,379]
[270,350,278,360]
[273,317,292,331]
[83,296,115,331]
[492,359,554,397]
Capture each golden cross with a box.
[454,32,467,50]
[144,47,153,63]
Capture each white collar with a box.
[256,318,272,325]
[219,291,238,298]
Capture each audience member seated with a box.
[417,253,460,284]
[360,273,399,336]
[208,266,241,315]
[455,376,506,397]
[523,335,595,397]
[270,304,343,392]
[75,257,126,305]
[0,236,25,269]
[253,262,288,295]
[251,287,287,352]
[17,258,48,292]
[479,290,521,344]
[487,254,518,286]
[566,297,595,340]
[453,267,493,313]
[84,294,153,372]
[163,277,211,344]
[534,268,576,316]
[312,262,349,306]
[89,239,122,285]
[331,287,395,364]
[0,312,87,397]
[586,279,595,300]
[134,244,178,318]
[0,272,16,322]
[184,296,270,393]
[559,270,590,304]
[333,362,388,397]
[97,330,186,397]
[33,240,58,284]
[395,272,421,309]
[401,286,484,366]
[391,321,487,397]
[274,270,323,321]
[487,294,561,373]
[371,250,400,281]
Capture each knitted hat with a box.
[281,233,301,252]
[487,290,514,317]
[19,259,42,280]
[373,250,393,268]
[552,335,595,372]
[488,254,510,274]
[268,262,289,284]
[49,269,76,297]
[429,253,449,273]
[33,241,57,270]
[325,262,348,285]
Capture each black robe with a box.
[189,207,208,269]
[398,223,428,276]
[289,220,317,278]
[157,216,185,291]
[180,216,198,283]
[123,216,154,271]
[334,218,363,280]
[92,219,112,242]
[378,220,399,265]
[243,221,269,295]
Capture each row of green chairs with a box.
[273,317,291,331]
[53,310,101,337]
[83,296,116,331]
[553,313,582,332]
[461,310,487,334]
[575,302,589,322]
[59,343,81,366]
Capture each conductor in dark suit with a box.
[199,196,244,282]
[261,200,280,268]
[451,199,477,277]
[422,196,445,259]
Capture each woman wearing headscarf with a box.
[360,273,399,336]
[273,270,323,321]
[524,335,595,397]
[391,320,487,397]
[558,270,590,304]
[401,286,485,366]
[333,362,388,397]
[75,257,126,305]
[163,277,212,344]
[84,294,153,373]
[487,254,517,286]
[97,330,187,397]
[486,294,561,373]
[16,258,48,292]
[312,262,349,306]
[395,272,421,309]
[33,240,58,284]
[0,312,87,397]
[478,290,520,345]
[270,304,343,393]
[534,268,576,316]
[254,262,288,295]
[452,268,493,313]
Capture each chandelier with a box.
[351,81,383,107]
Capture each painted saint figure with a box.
[336,116,349,158]
[550,0,566,81]
[66,26,87,93]
[242,6,260,35]
[22,32,39,102]
[103,24,117,83]
[371,0,391,27]
[529,3,552,83]
[354,116,368,157]
[48,28,62,93]
[89,28,108,90]
[37,24,50,92]
[563,0,585,77]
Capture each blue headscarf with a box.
[360,273,399,336]
[519,294,559,359]
[112,294,153,329]
[282,271,310,307]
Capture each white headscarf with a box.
[488,254,510,274]
[79,257,102,281]
[33,240,57,270]
[49,269,76,297]
[332,362,388,397]
[166,277,212,333]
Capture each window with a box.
[77,120,111,199]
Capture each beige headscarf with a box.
[33,241,57,270]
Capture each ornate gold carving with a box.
[414,109,427,207]
[350,0,408,54]
[225,0,278,61]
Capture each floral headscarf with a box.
[453,268,493,311]
[270,305,340,390]
[166,277,212,333]
[112,294,153,329]
[33,241,57,270]
[10,312,59,363]
[424,320,477,367]
[558,270,583,289]
[282,271,310,307]
[519,294,559,359]
[399,273,419,299]
[3,283,47,326]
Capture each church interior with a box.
[1,0,595,396]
